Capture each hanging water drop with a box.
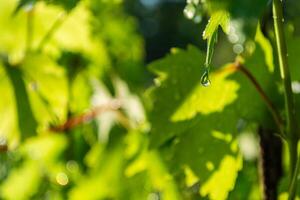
[201,78,211,87]
[183,4,196,19]
[200,69,211,87]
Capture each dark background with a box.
[125,0,206,63]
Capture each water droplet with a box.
[183,4,196,19]
[200,69,211,87]
[202,79,210,87]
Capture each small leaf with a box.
[203,10,230,40]
[201,10,229,86]
[200,30,218,86]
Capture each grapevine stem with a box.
[273,0,298,199]
[0,144,8,153]
[235,62,284,137]
[49,100,131,132]
[220,62,284,137]
[289,150,300,200]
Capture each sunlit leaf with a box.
[203,10,230,40]
[0,161,41,200]
[2,61,37,140]
[147,42,280,198]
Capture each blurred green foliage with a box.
[0,0,157,199]
[1,0,300,200]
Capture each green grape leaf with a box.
[147,46,239,198]
[199,155,242,199]
[148,46,229,147]
[228,161,261,199]
[147,42,280,198]
[148,44,277,148]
